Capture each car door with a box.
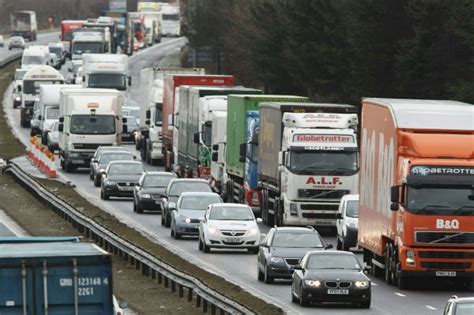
[258,230,272,269]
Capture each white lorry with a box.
[209,110,227,193]
[160,4,180,37]
[143,12,161,46]
[82,54,130,91]
[35,84,82,144]
[58,88,124,172]
[12,68,28,108]
[137,67,204,165]
[21,65,64,127]
[71,32,107,60]
[258,103,359,227]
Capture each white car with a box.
[8,36,25,50]
[47,121,59,152]
[198,203,262,254]
[336,194,359,251]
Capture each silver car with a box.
[9,36,25,50]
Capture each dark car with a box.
[291,251,371,308]
[161,179,212,227]
[91,151,134,187]
[170,192,222,239]
[90,146,128,179]
[133,172,177,213]
[100,161,146,200]
[443,296,474,315]
[257,227,332,284]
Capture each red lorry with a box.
[358,98,474,289]
[60,20,85,56]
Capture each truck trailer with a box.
[10,11,37,41]
[224,95,307,212]
[358,98,474,289]
[258,102,359,226]
[0,240,113,314]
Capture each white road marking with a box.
[425,305,437,311]
[394,292,406,297]
[371,282,378,286]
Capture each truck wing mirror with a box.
[390,186,400,203]
[18,86,22,92]
[145,119,150,126]
[193,132,200,144]
[239,143,246,163]
[68,67,72,72]
[58,123,64,132]
[122,117,127,123]
[146,110,151,119]
[335,212,342,220]
[212,144,218,151]
[38,115,42,121]
[59,117,64,123]
[211,152,218,162]
[278,152,285,166]
[128,76,132,86]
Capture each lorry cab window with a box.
[88,73,126,90]
[163,14,179,21]
[203,123,212,147]
[288,148,358,175]
[70,115,115,135]
[407,184,474,214]
[73,42,103,54]
[154,104,163,126]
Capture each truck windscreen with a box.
[288,150,358,175]
[88,73,126,90]
[73,42,102,54]
[23,80,63,95]
[154,104,163,126]
[407,184,474,215]
[70,115,116,135]
[162,14,179,21]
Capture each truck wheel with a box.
[226,180,234,203]
[64,162,73,173]
[384,244,394,285]
[397,274,410,290]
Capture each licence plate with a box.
[225,238,241,243]
[436,271,456,277]
[71,159,83,164]
[121,187,133,191]
[327,289,349,295]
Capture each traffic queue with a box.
[8,10,474,312]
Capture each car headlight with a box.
[141,193,151,199]
[177,215,191,223]
[208,227,219,236]
[270,257,285,264]
[15,96,21,101]
[248,227,259,236]
[304,280,321,287]
[104,180,116,187]
[355,281,370,288]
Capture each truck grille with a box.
[419,251,474,259]
[420,262,471,270]
[300,204,339,211]
[415,232,474,244]
[298,189,349,199]
[74,143,111,150]
[302,213,337,219]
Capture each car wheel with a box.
[360,299,371,309]
[133,202,137,213]
[94,176,101,187]
[299,285,309,307]
[257,265,264,281]
[264,266,274,284]
[89,171,93,180]
[198,236,203,251]
[161,214,165,226]
[248,247,259,254]
[202,237,211,253]
[136,203,143,214]
[170,228,174,237]
[101,190,109,200]
[336,238,342,250]
[164,214,171,228]
[291,288,298,303]
[174,230,181,240]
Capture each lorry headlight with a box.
[406,250,416,266]
[355,281,369,288]
[304,280,321,287]
[290,203,298,215]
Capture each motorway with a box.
[2,35,473,315]
[0,32,60,63]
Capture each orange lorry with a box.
[358,98,474,289]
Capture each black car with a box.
[161,179,212,227]
[133,172,177,213]
[291,251,371,308]
[90,146,129,180]
[258,227,332,284]
[91,151,134,187]
[100,161,146,200]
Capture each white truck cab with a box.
[21,46,50,70]
[82,54,129,91]
[58,88,124,172]
[210,110,227,194]
[71,32,105,60]
[336,194,359,251]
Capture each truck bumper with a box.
[399,270,474,279]
[65,151,94,167]
[284,199,338,226]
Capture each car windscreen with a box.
[108,163,144,175]
[209,206,254,221]
[180,196,221,210]
[272,232,323,248]
[306,254,361,270]
[169,182,211,196]
[143,175,174,188]
[455,303,474,315]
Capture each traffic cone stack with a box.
[28,137,57,178]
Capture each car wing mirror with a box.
[293,264,302,270]
[363,265,372,273]
[256,218,263,224]
[168,202,176,210]
[325,243,333,249]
